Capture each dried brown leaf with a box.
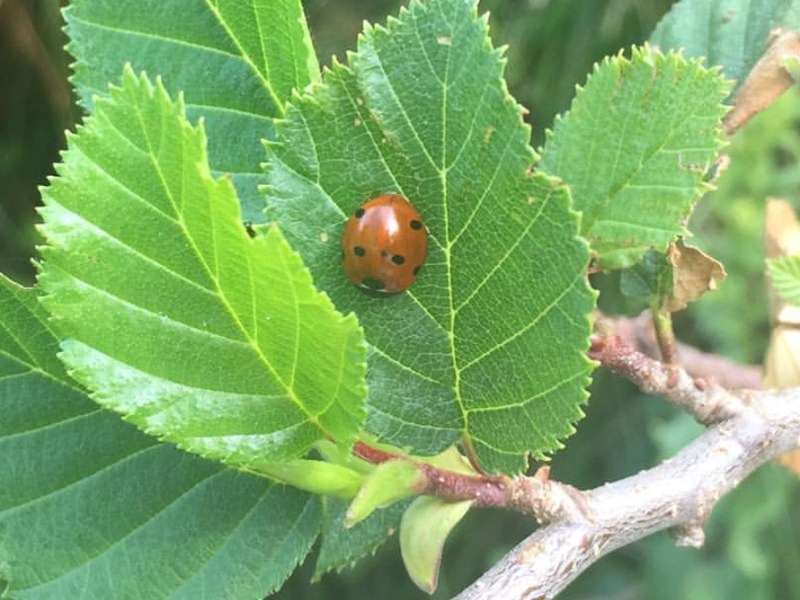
[724,29,800,136]
[765,198,800,260]
[663,240,726,312]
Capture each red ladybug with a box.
[342,194,428,294]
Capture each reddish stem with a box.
[352,440,397,464]
[589,334,677,394]
[352,440,538,513]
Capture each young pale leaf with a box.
[400,496,473,594]
[540,46,729,269]
[769,256,800,306]
[65,0,320,222]
[38,68,367,469]
[346,460,425,526]
[266,0,594,474]
[650,0,800,95]
[0,276,320,600]
[249,459,366,499]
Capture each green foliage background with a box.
[2,0,799,598]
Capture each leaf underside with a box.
[38,69,367,469]
[65,0,320,223]
[540,46,729,269]
[0,277,320,600]
[265,0,595,473]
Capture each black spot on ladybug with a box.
[410,220,423,230]
[355,208,365,218]
[363,277,385,291]
[381,250,389,257]
[392,255,405,265]
[413,266,421,275]
[354,246,366,257]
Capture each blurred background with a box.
[2,0,800,598]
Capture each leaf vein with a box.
[369,43,440,172]
[454,189,549,314]
[70,15,245,63]
[13,451,221,591]
[202,0,284,116]
[370,344,444,386]
[459,275,583,372]
[131,95,316,425]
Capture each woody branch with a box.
[453,330,800,600]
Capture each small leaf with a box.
[540,45,729,269]
[249,459,365,499]
[620,250,669,299]
[315,439,376,475]
[399,496,473,594]
[768,256,800,307]
[38,68,367,470]
[266,0,594,474]
[65,0,320,222]
[346,460,425,526]
[650,0,800,96]
[663,240,726,312]
[422,446,480,475]
[0,276,320,599]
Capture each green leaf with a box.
[649,0,800,94]
[620,250,669,299]
[249,459,365,499]
[65,0,320,223]
[0,276,320,599]
[346,460,425,526]
[540,46,729,269]
[314,497,409,580]
[399,496,473,594]
[266,0,594,474]
[768,256,800,306]
[38,68,367,469]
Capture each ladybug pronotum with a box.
[341,194,428,294]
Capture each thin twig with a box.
[601,311,763,389]
[588,333,741,424]
[454,381,800,600]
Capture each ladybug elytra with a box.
[341,194,427,294]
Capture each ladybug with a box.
[342,194,427,294]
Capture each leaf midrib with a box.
[0,314,84,397]
[363,9,561,443]
[204,0,286,117]
[0,444,160,520]
[127,94,319,427]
